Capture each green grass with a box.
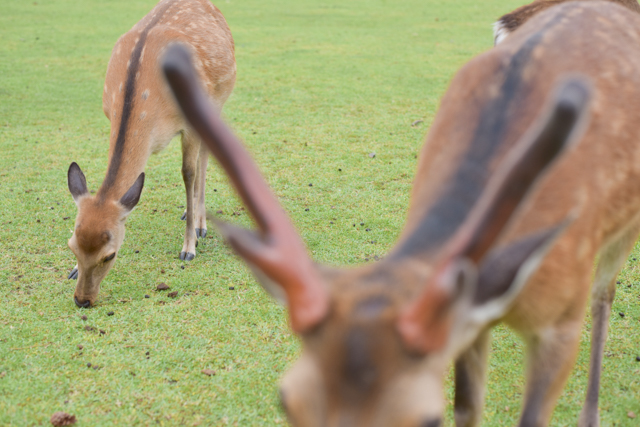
[0,0,638,425]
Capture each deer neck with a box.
[96,124,150,202]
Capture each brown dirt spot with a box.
[157,283,170,291]
[50,412,76,426]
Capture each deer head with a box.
[162,44,589,426]
[66,164,144,307]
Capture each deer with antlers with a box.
[164,1,639,426]
[493,0,640,45]
[66,0,235,307]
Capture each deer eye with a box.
[104,253,116,263]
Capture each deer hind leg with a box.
[179,130,200,261]
[454,328,491,427]
[578,221,640,427]
[180,140,209,235]
[193,140,209,239]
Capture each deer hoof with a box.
[180,251,195,261]
[180,211,187,221]
[196,228,207,238]
[68,267,78,280]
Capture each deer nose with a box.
[74,296,91,308]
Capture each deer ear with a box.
[210,214,289,304]
[68,162,89,203]
[396,258,478,354]
[436,219,573,358]
[469,219,572,324]
[119,173,145,213]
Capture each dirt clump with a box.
[50,412,76,426]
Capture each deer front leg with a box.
[454,329,490,427]
[578,221,640,427]
[518,321,583,427]
[579,281,615,427]
[194,140,209,239]
[180,130,200,261]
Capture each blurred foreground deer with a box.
[66,0,235,307]
[165,2,639,426]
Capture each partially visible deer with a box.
[493,0,640,45]
[165,2,640,426]
[66,0,236,307]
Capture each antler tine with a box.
[452,77,591,262]
[162,44,328,333]
[398,78,591,354]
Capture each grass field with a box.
[1,0,639,425]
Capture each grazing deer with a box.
[493,0,640,45]
[66,0,236,307]
[165,1,639,426]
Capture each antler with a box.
[398,78,591,354]
[162,44,329,333]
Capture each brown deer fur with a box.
[66,0,235,307]
[166,2,638,427]
[493,0,640,44]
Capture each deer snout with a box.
[74,296,92,308]
[73,285,99,309]
[73,267,106,308]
